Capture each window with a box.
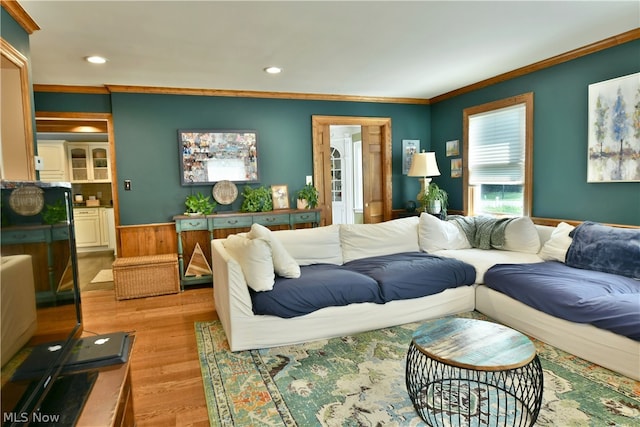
[463,93,533,216]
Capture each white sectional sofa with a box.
[211,214,640,380]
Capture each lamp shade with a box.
[408,151,441,178]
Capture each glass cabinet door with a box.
[91,147,109,181]
[69,147,89,181]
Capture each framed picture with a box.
[179,129,258,185]
[402,140,420,175]
[446,140,460,157]
[587,72,640,182]
[271,184,289,209]
[451,158,462,178]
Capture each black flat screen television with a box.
[1,181,83,425]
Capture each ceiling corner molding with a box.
[33,84,110,94]
[1,0,39,34]
[105,84,430,105]
[431,28,640,104]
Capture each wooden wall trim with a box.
[430,28,640,104]
[1,0,39,34]
[33,84,110,94]
[104,85,430,105]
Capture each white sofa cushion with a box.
[419,212,471,252]
[340,216,419,263]
[503,216,541,254]
[223,234,275,292]
[272,224,343,266]
[247,223,300,278]
[539,222,575,262]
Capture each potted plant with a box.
[184,192,216,215]
[420,182,448,216]
[296,183,319,209]
[240,186,273,212]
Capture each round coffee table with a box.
[406,317,543,427]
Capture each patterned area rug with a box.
[195,312,640,426]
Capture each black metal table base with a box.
[406,343,543,427]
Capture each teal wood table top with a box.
[412,318,536,371]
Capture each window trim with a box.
[463,92,534,216]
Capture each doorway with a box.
[34,112,120,255]
[329,125,363,224]
[312,116,392,225]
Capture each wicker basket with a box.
[113,254,179,300]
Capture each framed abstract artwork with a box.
[402,140,420,175]
[587,72,639,182]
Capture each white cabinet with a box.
[67,143,111,183]
[74,207,116,252]
[74,208,102,247]
[37,141,68,182]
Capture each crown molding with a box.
[430,28,640,104]
[1,0,39,34]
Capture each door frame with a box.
[35,112,120,253]
[312,115,392,225]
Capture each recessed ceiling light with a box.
[85,56,107,64]
[264,66,282,74]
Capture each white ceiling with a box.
[19,1,640,100]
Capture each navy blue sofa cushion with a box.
[485,261,640,340]
[343,252,476,302]
[250,264,383,318]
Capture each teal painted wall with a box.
[110,94,429,224]
[431,39,640,226]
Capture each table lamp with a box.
[408,151,441,202]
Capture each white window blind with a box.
[468,104,525,185]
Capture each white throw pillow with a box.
[223,234,275,292]
[247,223,300,278]
[418,213,471,252]
[539,222,575,262]
[340,216,419,263]
[503,217,541,254]
[272,225,343,266]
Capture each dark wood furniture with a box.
[76,336,135,427]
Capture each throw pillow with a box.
[223,234,275,292]
[340,216,420,263]
[247,223,301,278]
[503,217,541,254]
[418,213,471,252]
[539,222,575,262]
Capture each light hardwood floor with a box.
[81,286,217,426]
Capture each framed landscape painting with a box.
[587,72,640,182]
[179,130,259,185]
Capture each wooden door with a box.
[312,116,392,225]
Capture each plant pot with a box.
[297,199,309,210]
[426,200,441,214]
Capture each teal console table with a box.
[173,208,321,289]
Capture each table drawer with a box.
[212,216,253,229]
[253,213,290,226]
[177,218,208,231]
[291,211,319,224]
[2,228,47,244]
[51,226,70,241]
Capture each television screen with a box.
[1,181,83,423]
